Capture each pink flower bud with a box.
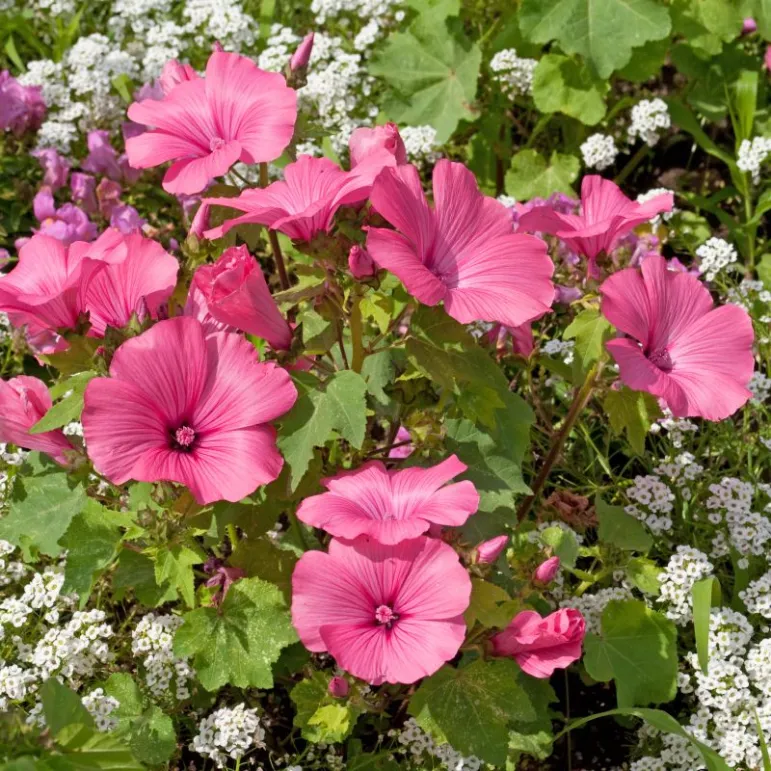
[212,41,225,53]
[158,59,199,96]
[475,535,508,564]
[189,201,211,239]
[290,32,315,72]
[328,676,349,698]
[743,17,757,34]
[348,245,376,279]
[348,123,407,169]
[533,556,560,585]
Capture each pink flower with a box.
[126,51,297,195]
[600,255,754,421]
[33,189,97,245]
[204,155,348,242]
[203,559,245,606]
[0,234,103,333]
[291,535,471,684]
[78,229,178,337]
[189,200,211,238]
[489,322,534,359]
[82,316,297,505]
[328,676,349,698]
[32,149,70,191]
[185,245,291,349]
[348,245,376,279]
[491,608,585,678]
[97,179,123,219]
[158,59,199,95]
[366,161,555,327]
[296,455,479,544]
[0,376,74,465]
[71,173,98,214]
[388,425,413,459]
[518,176,673,264]
[475,535,508,564]
[0,71,45,136]
[349,123,407,169]
[743,17,757,34]
[533,556,560,584]
[290,32,315,71]
[82,130,122,180]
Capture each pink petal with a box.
[600,263,653,343]
[605,338,670,399]
[162,140,241,195]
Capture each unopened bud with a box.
[328,676,349,698]
[475,535,508,564]
[533,556,560,585]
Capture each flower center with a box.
[648,348,673,372]
[173,424,196,451]
[209,136,226,151]
[375,604,398,628]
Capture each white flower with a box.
[82,688,120,732]
[695,237,737,281]
[489,48,537,97]
[400,125,440,164]
[657,546,714,625]
[737,136,771,184]
[190,704,265,768]
[627,98,670,147]
[637,187,676,226]
[580,133,618,171]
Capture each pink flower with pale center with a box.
[184,245,292,349]
[600,255,754,421]
[518,176,673,263]
[75,229,178,337]
[366,160,555,328]
[82,316,297,505]
[491,608,585,679]
[126,51,297,195]
[296,455,479,543]
[0,376,74,465]
[291,535,471,684]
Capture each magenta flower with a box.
[474,535,508,564]
[33,189,97,245]
[158,59,199,95]
[82,317,297,504]
[328,676,349,698]
[77,229,178,337]
[491,608,585,678]
[348,244,376,279]
[291,535,471,684]
[0,234,103,333]
[82,130,122,180]
[349,123,406,169]
[0,376,74,465]
[126,51,297,195]
[0,71,45,136]
[32,149,70,191]
[518,176,672,263]
[204,155,348,242]
[366,160,555,328]
[185,245,292,350]
[387,425,413,459]
[533,556,560,585]
[290,32,315,72]
[296,456,479,544]
[600,255,754,421]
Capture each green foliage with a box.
[29,371,97,434]
[174,576,297,691]
[564,307,613,374]
[584,599,678,707]
[604,387,662,455]
[596,496,653,552]
[692,577,721,674]
[531,54,608,125]
[505,149,579,200]
[291,672,362,743]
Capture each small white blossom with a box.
[489,49,538,97]
[695,237,738,281]
[190,704,265,767]
[737,136,771,184]
[580,133,618,171]
[627,98,670,147]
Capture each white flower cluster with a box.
[654,453,703,501]
[627,98,670,147]
[562,586,634,635]
[625,474,675,535]
[489,49,538,97]
[190,703,265,768]
[580,133,618,171]
[391,717,482,771]
[695,237,737,282]
[258,24,301,72]
[400,125,441,165]
[726,279,771,328]
[0,540,26,588]
[650,411,699,450]
[310,0,402,25]
[736,136,771,184]
[0,312,10,344]
[637,187,676,226]
[542,339,575,365]
[82,687,120,732]
[131,613,194,701]
[740,570,771,618]
[656,546,713,625]
[749,371,771,404]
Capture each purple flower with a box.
[0,249,9,269]
[554,284,583,304]
[109,204,146,233]
[0,71,46,136]
[82,130,122,180]
[388,426,414,459]
[33,188,97,244]
[32,149,70,191]
[119,154,142,184]
[70,172,98,214]
[97,178,122,218]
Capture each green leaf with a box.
[583,599,678,707]
[540,526,579,568]
[174,576,297,691]
[41,680,95,737]
[59,500,124,606]
[46,732,144,771]
[692,576,721,675]
[732,69,758,143]
[671,0,743,56]
[103,674,177,765]
[112,550,178,606]
[505,149,579,200]
[626,557,662,596]
[0,472,85,560]
[560,708,731,771]
[409,658,554,766]
[291,672,361,743]
[30,371,97,433]
[347,752,401,771]
[508,717,555,761]
[519,0,671,78]
[604,386,661,455]
[361,349,393,406]
[596,496,653,552]
[230,537,298,600]
[151,543,205,609]
[758,253,771,290]
[370,16,481,143]
[277,371,368,491]
[464,579,518,629]
[617,37,669,82]
[299,308,337,354]
[531,54,608,125]
[564,308,613,373]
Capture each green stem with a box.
[516,362,602,522]
[614,143,649,186]
[350,293,364,373]
[259,162,290,290]
[743,186,756,272]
